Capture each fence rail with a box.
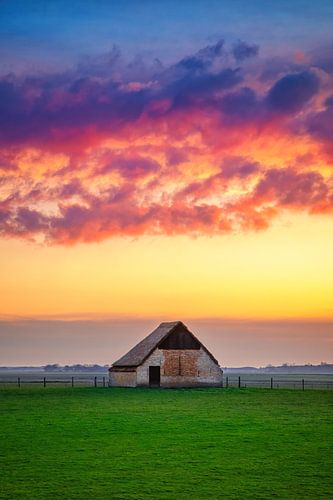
[0,376,107,388]
[0,375,333,390]
[223,376,333,390]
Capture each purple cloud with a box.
[232,40,259,61]
[221,158,259,179]
[307,96,333,142]
[267,70,320,114]
[101,156,161,179]
[255,168,329,206]
[221,87,261,121]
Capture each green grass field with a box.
[1,388,332,499]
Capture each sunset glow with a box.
[0,1,332,364]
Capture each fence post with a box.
[94,376,97,388]
[302,379,305,391]
[71,376,74,388]
[43,377,46,388]
[271,377,273,389]
[103,376,105,388]
[238,376,241,388]
[18,377,20,388]
[226,376,228,388]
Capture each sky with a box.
[0,0,333,366]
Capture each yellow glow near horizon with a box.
[1,213,333,320]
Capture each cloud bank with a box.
[0,39,332,244]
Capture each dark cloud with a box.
[5,39,321,150]
[175,39,225,74]
[221,87,261,121]
[196,39,225,61]
[232,40,259,62]
[307,106,333,142]
[267,70,320,114]
[0,39,240,146]
[0,74,152,146]
[167,68,242,110]
[221,70,321,124]
[176,55,208,73]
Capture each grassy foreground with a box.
[0,388,332,499]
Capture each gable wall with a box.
[158,324,201,349]
[136,347,222,387]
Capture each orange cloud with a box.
[0,40,332,245]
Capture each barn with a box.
[109,321,223,388]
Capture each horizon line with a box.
[1,313,333,323]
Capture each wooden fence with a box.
[0,375,333,389]
[223,376,333,390]
[1,376,107,388]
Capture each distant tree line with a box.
[223,363,333,374]
[43,364,109,372]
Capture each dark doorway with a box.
[149,366,160,387]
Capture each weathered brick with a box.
[109,322,223,387]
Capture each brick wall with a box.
[136,347,222,387]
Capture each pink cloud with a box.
[0,41,332,244]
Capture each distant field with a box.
[1,387,332,499]
[1,370,332,390]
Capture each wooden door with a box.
[149,366,160,387]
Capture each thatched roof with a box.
[110,321,219,368]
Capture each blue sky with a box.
[1,0,333,74]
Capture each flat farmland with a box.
[1,371,332,390]
[0,387,332,499]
